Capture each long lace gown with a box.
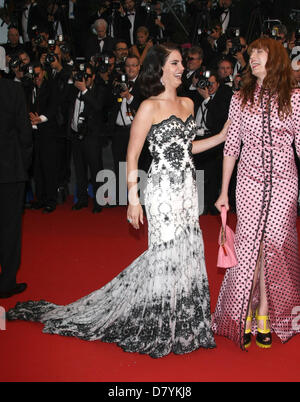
[7,115,216,358]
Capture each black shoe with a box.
[30,201,44,210]
[43,205,56,214]
[92,204,103,214]
[0,283,27,299]
[72,202,88,211]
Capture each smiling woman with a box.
[7,43,230,359]
[213,37,300,350]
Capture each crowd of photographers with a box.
[0,0,300,215]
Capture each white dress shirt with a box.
[116,77,136,126]
[221,9,230,34]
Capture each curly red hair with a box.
[240,37,296,118]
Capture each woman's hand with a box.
[127,203,144,230]
[219,119,231,143]
[215,193,230,212]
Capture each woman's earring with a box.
[160,78,165,86]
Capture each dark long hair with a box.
[240,37,296,118]
[138,43,181,98]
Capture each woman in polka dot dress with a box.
[213,38,300,350]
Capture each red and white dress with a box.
[212,86,300,349]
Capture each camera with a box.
[227,28,243,55]
[31,26,45,46]
[262,19,283,40]
[92,54,110,74]
[44,39,57,65]
[73,64,92,82]
[195,70,212,89]
[112,73,130,97]
[76,113,88,140]
[9,55,21,70]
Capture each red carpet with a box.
[1,199,300,382]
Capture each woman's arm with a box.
[215,156,237,211]
[126,100,154,229]
[192,120,230,154]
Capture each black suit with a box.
[193,84,232,212]
[69,83,106,207]
[121,7,149,46]
[211,3,244,35]
[109,78,150,203]
[30,79,60,208]
[85,35,115,61]
[0,79,32,293]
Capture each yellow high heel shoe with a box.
[255,310,272,349]
[244,315,252,349]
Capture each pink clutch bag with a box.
[217,206,238,269]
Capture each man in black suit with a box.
[29,63,60,213]
[180,46,204,100]
[69,63,106,213]
[0,78,32,298]
[121,0,149,46]
[193,70,232,214]
[85,19,115,62]
[110,54,149,204]
[212,0,244,35]
[150,1,176,42]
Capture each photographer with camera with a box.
[69,63,106,213]
[30,25,51,62]
[217,57,233,87]
[222,29,248,77]
[193,69,232,214]
[40,40,73,204]
[113,39,129,73]
[181,46,204,99]
[29,62,60,213]
[110,54,149,203]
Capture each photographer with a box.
[200,20,225,69]
[181,46,204,99]
[222,31,248,76]
[113,39,129,73]
[110,54,149,203]
[193,70,232,214]
[40,41,73,204]
[69,63,106,213]
[150,1,176,42]
[29,62,60,213]
[30,25,51,62]
[217,57,233,86]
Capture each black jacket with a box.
[85,35,115,61]
[68,83,106,137]
[29,79,59,137]
[0,79,32,183]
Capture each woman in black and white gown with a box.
[8,43,230,358]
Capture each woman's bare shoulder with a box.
[179,96,194,115]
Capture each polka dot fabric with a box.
[212,87,300,349]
